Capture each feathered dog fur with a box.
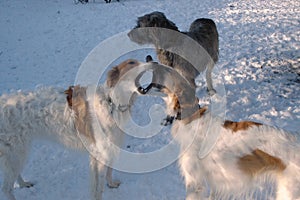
[128,11,219,95]
[152,85,300,200]
[136,61,300,199]
[0,59,142,200]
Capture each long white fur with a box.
[0,58,144,200]
[136,61,300,199]
[0,85,126,200]
[171,109,300,200]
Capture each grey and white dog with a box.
[128,11,219,95]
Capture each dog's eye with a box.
[128,61,136,65]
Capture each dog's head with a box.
[106,59,141,88]
[135,11,178,30]
[106,59,153,117]
[128,11,179,46]
[136,58,199,122]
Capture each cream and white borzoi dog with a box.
[138,65,300,200]
[0,59,142,200]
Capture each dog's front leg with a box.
[106,167,121,188]
[90,156,105,200]
[161,115,175,126]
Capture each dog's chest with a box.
[171,115,209,153]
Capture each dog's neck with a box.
[180,106,208,125]
[164,94,203,125]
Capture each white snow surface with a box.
[0,0,299,199]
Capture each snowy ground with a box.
[0,0,299,199]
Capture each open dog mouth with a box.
[137,83,165,95]
[135,56,168,97]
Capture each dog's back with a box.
[188,18,219,63]
[1,87,88,148]
[130,12,219,93]
[0,87,81,200]
[173,110,300,199]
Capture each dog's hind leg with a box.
[2,165,28,199]
[90,155,105,200]
[1,138,31,200]
[106,166,120,188]
[206,61,216,96]
[2,175,16,200]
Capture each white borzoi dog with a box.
[0,59,142,200]
[138,66,300,199]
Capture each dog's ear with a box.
[136,17,143,28]
[148,12,166,24]
[64,86,74,108]
[149,12,178,30]
[150,14,160,26]
[107,66,120,88]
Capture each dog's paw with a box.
[207,88,216,96]
[161,115,175,126]
[107,180,121,188]
[19,181,34,188]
